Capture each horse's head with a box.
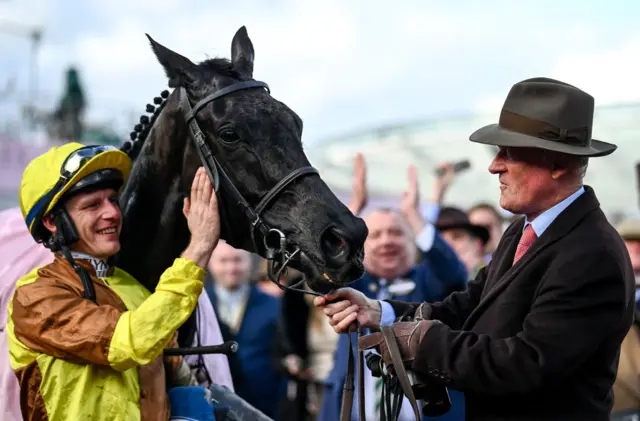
[142,27,367,292]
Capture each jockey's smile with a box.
[43,187,123,260]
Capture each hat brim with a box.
[43,149,132,218]
[436,222,490,245]
[469,124,617,157]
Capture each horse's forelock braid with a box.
[120,90,171,160]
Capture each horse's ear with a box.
[146,34,197,88]
[231,26,254,78]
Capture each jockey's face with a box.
[363,210,413,280]
[208,241,253,290]
[62,188,122,260]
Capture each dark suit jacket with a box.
[389,186,635,421]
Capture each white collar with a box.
[70,251,110,278]
[214,282,250,303]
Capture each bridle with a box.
[179,79,423,421]
[179,80,319,294]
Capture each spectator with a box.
[611,218,640,419]
[318,155,468,421]
[467,202,504,261]
[274,272,340,421]
[435,206,489,278]
[205,241,285,418]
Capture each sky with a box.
[0,0,639,146]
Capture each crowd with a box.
[1,77,639,421]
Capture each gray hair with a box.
[575,156,589,180]
[541,151,589,181]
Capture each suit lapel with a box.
[480,223,522,299]
[465,186,601,327]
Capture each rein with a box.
[178,80,422,421]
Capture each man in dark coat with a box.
[315,77,635,420]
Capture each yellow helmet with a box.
[19,142,132,243]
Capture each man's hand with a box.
[181,167,221,268]
[400,165,426,234]
[432,161,456,204]
[313,288,381,333]
[347,153,368,216]
[283,354,314,380]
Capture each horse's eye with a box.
[219,129,240,144]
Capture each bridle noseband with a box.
[179,80,318,293]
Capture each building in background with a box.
[304,102,640,221]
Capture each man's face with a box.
[441,228,484,266]
[64,188,122,259]
[208,241,253,290]
[624,239,640,273]
[468,208,502,252]
[488,147,559,218]
[363,210,412,279]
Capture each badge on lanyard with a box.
[388,279,416,296]
[368,283,379,294]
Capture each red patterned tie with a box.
[513,224,537,264]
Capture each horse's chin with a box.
[293,251,365,295]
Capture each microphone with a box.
[163,341,239,356]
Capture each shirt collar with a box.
[70,251,111,278]
[215,282,250,304]
[524,186,585,237]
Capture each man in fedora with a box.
[314,77,635,420]
[436,206,490,278]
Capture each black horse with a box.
[112,27,367,338]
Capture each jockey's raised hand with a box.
[347,153,368,216]
[182,167,221,268]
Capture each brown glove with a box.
[358,320,439,369]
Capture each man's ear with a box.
[550,166,571,180]
[42,213,57,235]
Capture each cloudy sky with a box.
[1,0,639,145]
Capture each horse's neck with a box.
[115,99,193,291]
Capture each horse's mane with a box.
[119,89,169,160]
[199,58,242,79]
[119,57,242,161]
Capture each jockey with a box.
[7,142,220,421]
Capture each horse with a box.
[105,29,370,412]
[113,26,368,297]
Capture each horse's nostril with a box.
[320,227,350,268]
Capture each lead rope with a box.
[265,254,417,421]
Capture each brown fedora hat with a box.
[469,77,617,157]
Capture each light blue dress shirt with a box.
[379,186,586,325]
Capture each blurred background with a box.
[1,0,639,220]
